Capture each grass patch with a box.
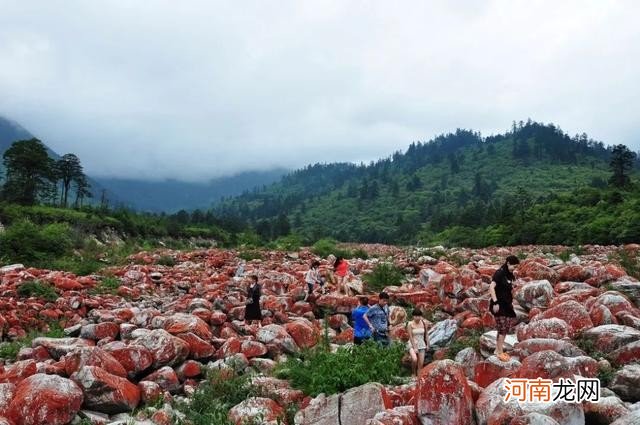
[238,250,263,262]
[17,280,58,302]
[575,335,608,361]
[363,263,405,292]
[89,277,121,295]
[0,322,65,361]
[617,249,640,279]
[174,369,270,425]
[274,340,407,397]
[445,330,483,359]
[157,255,177,267]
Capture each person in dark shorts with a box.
[245,275,262,327]
[352,297,372,344]
[489,255,520,361]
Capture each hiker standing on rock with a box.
[406,310,430,376]
[304,260,324,300]
[352,297,372,345]
[365,292,390,347]
[245,275,262,327]
[334,256,349,295]
[489,255,520,361]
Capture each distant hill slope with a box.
[0,116,288,212]
[95,169,288,213]
[216,120,640,246]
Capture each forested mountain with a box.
[216,120,640,246]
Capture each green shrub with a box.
[89,277,121,295]
[617,249,640,279]
[17,280,58,302]
[445,330,483,359]
[351,248,369,260]
[0,322,64,361]
[49,257,102,276]
[157,255,176,267]
[363,263,405,292]
[312,238,339,258]
[238,250,263,261]
[273,234,303,252]
[0,220,72,264]
[275,341,407,397]
[174,369,257,425]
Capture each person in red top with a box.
[334,256,349,295]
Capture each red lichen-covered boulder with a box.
[474,356,521,388]
[71,366,140,414]
[138,381,163,404]
[164,313,213,341]
[0,360,37,384]
[64,347,127,378]
[284,320,320,349]
[514,280,554,310]
[241,340,269,359]
[511,338,584,359]
[536,300,593,335]
[141,366,181,394]
[517,260,559,283]
[79,322,120,341]
[176,332,215,360]
[134,329,190,368]
[31,337,95,360]
[581,325,640,353]
[228,397,284,425]
[516,318,572,341]
[101,342,154,378]
[7,374,83,425]
[515,350,575,381]
[415,360,474,425]
[256,324,299,354]
[0,383,15,417]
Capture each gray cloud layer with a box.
[1,0,639,181]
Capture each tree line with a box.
[1,138,91,207]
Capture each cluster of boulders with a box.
[0,244,639,424]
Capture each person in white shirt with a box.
[304,260,323,299]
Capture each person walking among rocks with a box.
[352,297,372,345]
[365,292,390,347]
[334,256,349,295]
[406,310,430,376]
[304,260,324,300]
[245,275,262,327]
[489,255,520,361]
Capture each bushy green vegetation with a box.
[363,263,405,292]
[17,280,58,301]
[157,255,177,267]
[445,330,483,359]
[311,238,369,259]
[215,121,640,246]
[238,250,263,261]
[89,277,121,295]
[173,369,292,425]
[275,341,407,397]
[0,220,72,264]
[0,322,65,361]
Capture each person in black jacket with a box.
[245,275,262,327]
[489,255,520,361]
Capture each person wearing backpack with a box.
[489,255,520,362]
[406,310,430,376]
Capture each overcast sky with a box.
[1,1,639,181]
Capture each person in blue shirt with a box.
[365,292,390,347]
[352,297,372,344]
